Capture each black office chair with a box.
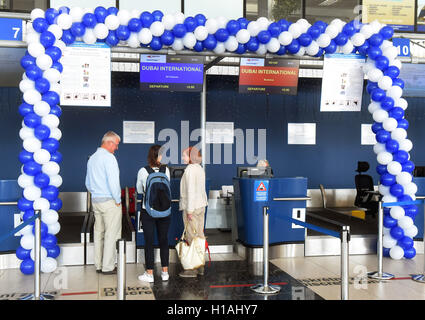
[354,161,379,217]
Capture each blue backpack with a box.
[144,165,172,218]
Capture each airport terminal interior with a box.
[2,0,425,302]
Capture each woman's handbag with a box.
[175,225,206,270]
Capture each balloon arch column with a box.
[15,6,418,275]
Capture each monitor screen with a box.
[237,166,273,178]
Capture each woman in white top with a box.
[178,146,208,278]
[136,145,171,283]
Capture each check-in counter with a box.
[0,180,21,252]
[413,177,425,239]
[233,177,307,247]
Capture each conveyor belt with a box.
[57,212,88,244]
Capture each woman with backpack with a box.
[136,145,171,283]
[178,146,208,278]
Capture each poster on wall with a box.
[287,123,316,145]
[417,0,425,32]
[239,58,299,95]
[60,42,111,107]
[320,54,365,112]
[140,54,204,92]
[123,121,155,144]
[361,124,377,145]
[206,122,234,144]
[362,0,415,32]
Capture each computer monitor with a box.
[413,166,425,177]
[169,166,187,178]
[237,166,273,178]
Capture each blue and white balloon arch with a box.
[15,6,418,274]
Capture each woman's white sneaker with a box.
[161,271,169,281]
[138,272,154,283]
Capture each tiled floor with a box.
[0,253,424,300]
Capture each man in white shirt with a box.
[85,131,122,274]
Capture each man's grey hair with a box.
[101,131,121,145]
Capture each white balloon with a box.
[341,40,354,54]
[288,23,302,38]
[383,46,398,61]
[33,101,51,117]
[266,38,280,53]
[33,197,50,211]
[217,16,228,29]
[315,33,330,48]
[373,143,386,154]
[47,221,61,235]
[255,44,267,55]
[162,14,176,30]
[387,86,403,100]
[389,245,404,260]
[171,38,184,51]
[405,225,418,238]
[395,98,408,110]
[399,139,413,152]
[194,26,208,41]
[387,161,402,175]
[150,21,165,37]
[174,11,185,24]
[257,17,270,30]
[49,175,63,188]
[380,40,393,51]
[23,137,42,153]
[19,79,35,93]
[70,7,84,23]
[117,9,131,25]
[23,186,41,201]
[183,33,196,49]
[130,9,142,19]
[214,42,226,54]
[21,234,35,250]
[206,18,219,34]
[42,161,60,176]
[396,172,412,186]
[43,68,61,83]
[42,114,60,129]
[26,32,40,45]
[360,24,374,39]
[403,182,418,196]
[383,117,398,132]
[31,8,45,21]
[383,227,391,235]
[127,32,140,48]
[362,60,375,75]
[367,68,383,82]
[33,149,51,165]
[325,24,339,39]
[306,42,319,56]
[369,20,382,34]
[378,76,393,91]
[41,257,57,273]
[377,151,393,165]
[20,126,35,141]
[23,89,42,105]
[28,42,45,58]
[368,102,380,114]
[57,13,73,30]
[295,47,306,57]
[30,247,47,261]
[236,29,251,44]
[390,59,402,70]
[50,83,61,95]
[18,174,34,189]
[247,21,260,37]
[224,36,239,52]
[390,206,405,219]
[83,28,97,45]
[94,23,109,39]
[278,31,293,46]
[391,128,407,142]
[41,209,59,225]
[372,109,389,122]
[47,24,62,40]
[138,28,153,45]
[383,234,397,248]
[378,184,391,196]
[105,14,120,30]
[296,19,310,33]
[350,33,365,47]
[20,224,33,236]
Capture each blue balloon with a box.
[383,215,398,228]
[51,61,63,73]
[402,160,415,173]
[25,65,43,81]
[342,22,356,37]
[94,6,108,23]
[70,22,86,37]
[152,10,164,22]
[237,17,249,29]
[16,246,31,260]
[277,19,290,32]
[195,14,207,26]
[404,247,416,259]
[375,55,389,70]
[277,45,287,55]
[324,40,337,54]
[394,150,409,163]
[298,33,312,47]
[45,8,59,25]
[34,173,50,189]
[257,30,271,44]
[215,28,230,42]
[369,33,384,47]
[42,234,57,249]
[42,185,59,201]
[61,29,75,45]
[371,88,386,102]
[193,40,204,52]
[315,48,324,57]
[107,7,118,16]
[225,20,240,36]
[390,226,405,240]
[45,46,62,63]
[379,26,394,40]
[236,43,247,54]
[82,13,97,28]
[160,30,174,46]
[307,25,321,39]
[116,25,130,40]
[287,39,300,54]
[150,37,162,51]
[32,221,48,238]
[397,118,409,130]
[23,209,35,222]
[392,78,405,89]
[184,17,197,32]
[34,124,51,140]
[376,129,391,143]
[357,40,370,56]
[58,6,70,14]
[385,66,401,79]
[366,81,378,94]
[42,91,60,107]
[35,77,51,94]
[172,24,187,38]
[398,236,414,250]
[20,259,35,275]
[20,54,36,69]
[376,164,388,175]
[23,161,42,176]
[398,195,413,202]
[334,33,348,46]
[50,151,63,163]
[313,21,327,33]
[390,183,404,197]
[383,247,390,257]
[42,138,59,153]
[404,205,418,217]
[380,96,394,111]
[19,102,33,117]
[267,22,280,37]
[367,46,382,60]
[50,105,62,117]
[18,197,34,211]
[33,17,49,33]
[371,122,383,134]
[203,34,218,50]
[380,173,396,186]
[389,107,404,120]
[47,245,61,258]
[128,18,142,32]
[24,112,42,128]
[385,139,399,153]
[106,30,119,47]
[19,150,33,164]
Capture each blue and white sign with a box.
[254,180,269,202]
[0,18,23,41]
[392,38,410,57]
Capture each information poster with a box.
[320,54,365,112]
[288,123,316,145]
[239,58,299,95]
[361,124,377,145]
[418,0,425,31]
[123,121,155,144]
[60,42,111,107]
[363,0,415,31]
[399,63,425,97]
[206,122,234,144]
[140,54,204,92]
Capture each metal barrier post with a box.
[117,239,126,300]
[341,226,350,300]
[34,212,41,300]
[412,196,425,283]
[368,200,394,280]
[251,206,280,294]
